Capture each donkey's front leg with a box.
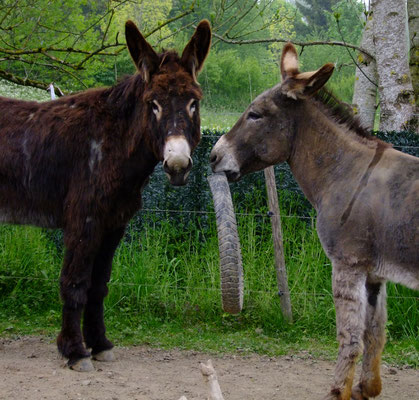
[83,226,126,361]
[327,262,367,400]
[57,227,102,371]
[351,281,387,400]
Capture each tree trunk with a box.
[372,0,417,132]
[407,0,419,118]
[352,15,377,131]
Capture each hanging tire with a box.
[208,172,244,314]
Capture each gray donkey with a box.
[210,43,419,400]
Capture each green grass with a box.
[201,108,243,131]
[0,79,50,102]
[0,208,417,367]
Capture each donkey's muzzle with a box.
[210,139,241,182]
[163,135,193,186]
[163,157,193,186]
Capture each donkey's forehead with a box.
[145,70,202,101]
[250,86,280,109]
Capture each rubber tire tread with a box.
[208,172,244,314]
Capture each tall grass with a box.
[1,197,416,351]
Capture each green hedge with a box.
[140,129,419,219]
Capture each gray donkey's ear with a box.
[281,63,335,99]
[280,42,300,80]
[125,20,159,83]
[280,42,334,99]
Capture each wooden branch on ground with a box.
[200,360,225,400]
[178,359,225,400]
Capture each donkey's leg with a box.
[327,262,367,400]
[83,226,126,360]
[57,227,102,370]
[351,281,387,400]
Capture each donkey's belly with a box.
[374,260,419,291]
[0,208,60,229]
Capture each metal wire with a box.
[0,275,417,300]
[201,134,419,150]
[139,208,314,220]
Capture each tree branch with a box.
[143,1,196,38]
[0,68,51,92]
[211,32,375,60]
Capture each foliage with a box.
[0,0,367,108]
[295,0,336,33]
[0,0,125,91]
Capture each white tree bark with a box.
[372,0,416,132]
[407,0,419,112]
[352,15,378,130]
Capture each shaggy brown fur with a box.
[0,20,211,368]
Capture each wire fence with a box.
[0,275,417,300]
[200,134,419,150]
[0,131,418,304]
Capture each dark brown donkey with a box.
[0,20,211,371]
[210,43,418,400]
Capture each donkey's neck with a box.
[287,102,382,211]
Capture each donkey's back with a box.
[0,95,98,228]
[372,149,418,286]
[317,145,419,291]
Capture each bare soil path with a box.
[0,336,417,400]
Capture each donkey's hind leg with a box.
[57,227,102,371]
[351,281,387,400]
[327,262,367,400]
[83,226,126,360]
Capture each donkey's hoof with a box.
[69,357,94,372]
[92,349,115,362]
[351,385,369,400]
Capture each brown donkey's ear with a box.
[125,20,159,83]
[181,20,212,83]
[280,42,334,99]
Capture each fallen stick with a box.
[200,360,225,400]
[177,359,225,400]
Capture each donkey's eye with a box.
[187,99,198,118]
[190,101,197,114]
[151,100,161,116]
[247,111,262,121]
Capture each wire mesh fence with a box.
[0,130,417,304]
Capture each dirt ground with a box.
[0,336,417,400]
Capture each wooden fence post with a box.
[264,166,293,322]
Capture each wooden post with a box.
[264,166,293,322]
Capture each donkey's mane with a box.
[314,88,379,141]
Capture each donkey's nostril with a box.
[163,160,169,173]
[210,153,217,164]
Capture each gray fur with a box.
[210,43,418,400]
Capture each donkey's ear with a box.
[281,63,335,99]
[181,20,211,83]
[280,42,300,80]
[125,20,159,83]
